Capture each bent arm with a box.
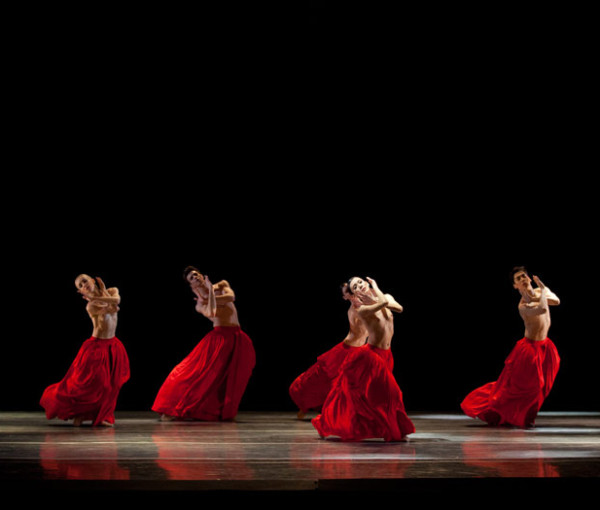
[214,280,235,304]
[520,287,550,317]
[88,287,121,305]
[195,280,217,317]
[545,287,560,306]
[384,293,403,313]
[357,278,389,316]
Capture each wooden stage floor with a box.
[1,411,598,500]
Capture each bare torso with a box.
[86,289,119,339]
[195,279,240,327]
[356,284,400,350]
[519,288,552,341]
[363,306,394,350]
[211,295,240,327]
[343,305,368,347]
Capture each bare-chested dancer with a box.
[289,282,368,419]
[461,266,561,428]
[345,276,404,349]
[514,269,560,341]
[312,277,415,442]
[341,281,370,346]
[76,274,121,339]
[40,274,130,427]
[152,266,256,421]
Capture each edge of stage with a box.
[1,410,599,500]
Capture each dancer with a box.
[289,282,368,419]
[312,277,415,442]
[152,267,256,421]
[40,274,130,427]
[461,267,561,428]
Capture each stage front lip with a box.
[1,411,599,491]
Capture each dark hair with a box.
[183,265,201,282]
[343,276,360,295]
[510,266,528,283]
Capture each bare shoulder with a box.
[215,280,235,299]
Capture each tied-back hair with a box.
[342,276,360,295]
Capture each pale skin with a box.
[295,286,369,420]
[341,283,369,347]
[513,271,560,341]
[73,274,121,427]
[159,270,240,421]
[186,270,240,327]
[347,277,403,350]
[75,274,120,339]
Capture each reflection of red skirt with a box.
[461,337,560,428]
[40,336,130,426]
[152,326,255,421]
[312,344,415,442]
[289,342,357,413]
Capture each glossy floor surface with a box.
[1,411,599,498]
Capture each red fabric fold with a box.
[312,344,415,442]
[152,326,255,421]
[40,336,130,426]
[289,342,356,414]
[461,337,560,428]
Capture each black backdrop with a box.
[3,4,598,416]
[4,172,597,415]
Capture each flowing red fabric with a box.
[289,342,357,414]
[312,344,415,442]
[152,326,255,421]
[461,337,560,428]
[40,336,130,426]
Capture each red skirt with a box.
[289,342,356,414]
[40,336,130,426]
[461,337,560,428]
[312,344,415,442]
[152,326,255,421]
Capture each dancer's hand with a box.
[95,277,109,296]
[356,290,376,305]
[366,277,380,292]
[533,275,548,296]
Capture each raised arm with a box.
[356,277,389,316]
[194,276,217,317]
[541,281,560,306]
[95,278,121,303]
[213,280,235,305]
[384,293,404,313]
[519,275,557,316]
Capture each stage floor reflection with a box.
[1,411,599,492]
